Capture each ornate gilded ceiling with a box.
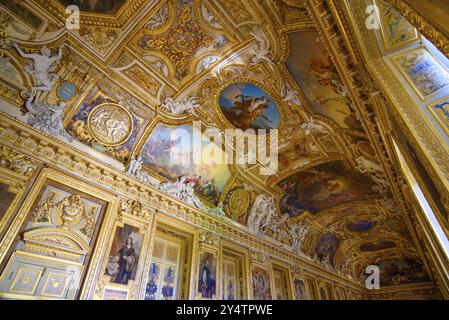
[0,0,434,287]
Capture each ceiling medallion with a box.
[227,188,250,218]
[87,103,133,147]
[139,0,224,80]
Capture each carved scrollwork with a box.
[0,145,37,177]
[198,230,220,247]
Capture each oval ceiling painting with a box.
[219,82,280,131]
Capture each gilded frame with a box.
[0,167,28,239]
[195,234,221,300]
[317,281,328,300]
[0,167,118,298]
[292,275,310,301]
[389,46,449,101]
[94,206,153,300]
[212,77,286,134]
[426,96,449,137]
[374,0,419,52]
[144,214,196,300]
[86,103,134,147]
[0,167,120,300]
[271,262,294,300]
[130,115,236,206]
[221,240,250,300]
[249,263,274,300]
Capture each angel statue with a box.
[300,118,328,136]
[13,42,63,94]
[248,26,272,65]
[281,83,302,106]
[160,96,200,115]
[24,90,72,142]
[127,156,143,176]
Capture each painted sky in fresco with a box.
[219,82,280,130]
[279,160,377,217]
[140,124,231,203]
[286,31,363,131]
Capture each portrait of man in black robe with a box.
[115,237,136,284]
[198,253,216,298]
[106,224,142,285]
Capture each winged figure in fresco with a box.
[222,94,272,130]
[308,56,347,97]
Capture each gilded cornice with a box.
[339,0,449,227]
[0,112,367,291]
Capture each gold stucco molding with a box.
[386,0,449,60]
[0,112,367,292]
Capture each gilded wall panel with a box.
[0,168,118,300]
[94,200,153,300]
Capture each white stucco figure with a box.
[248,26,272,65]
[247,194,277,236]
[24,90,72,141]
[126,156,159,187]
[160,96,200,115]
[290,221,309,254]
[196,55,218,74]
[355,156,389,194]
[355,156,383,175]
[13,42,63,93]
[300,118,328,136]
[281,84,302,106]
[127,156,143,176]
[159,176,204,209]
[266,212,290,242]
[321,256,334,270]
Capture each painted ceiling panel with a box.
[0,0,437,289]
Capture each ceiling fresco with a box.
[0,0,434,288]
[286,30,363,131]
[219,82,281,131]
[58,0,127,14]
[278,160,377,217]
[139,123,231,204]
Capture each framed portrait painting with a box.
[197,251,217,299]
[294,278,308,300]
[251,266,272,300]
[105,224,144,285]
